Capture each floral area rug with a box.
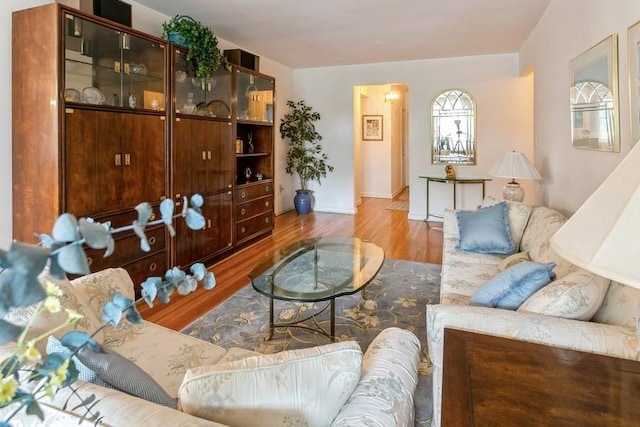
[182,258,441,426]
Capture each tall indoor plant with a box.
[161,15,230,81]
[279,100,334,215]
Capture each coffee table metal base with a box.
[266,297,336,341]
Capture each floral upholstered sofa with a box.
[426,198,640,427]
[1,268,421,426]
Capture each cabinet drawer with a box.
[124,251,168,298]
[236,212,273,241]
[236,195,272,220]
[86,226,166,272]
[236,181,273,202]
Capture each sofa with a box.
[426,198,640,427]
[1,267,421,426]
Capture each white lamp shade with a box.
[550,141,640,288]
[489,151,542,180]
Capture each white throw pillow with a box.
[178,341,362,427]
[518,270,609,320]
[482,195,532,250]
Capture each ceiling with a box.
[133,0,551,69]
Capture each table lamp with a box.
[489,151,542,202]
[551,141,640,290]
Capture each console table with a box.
[419,175,491,221]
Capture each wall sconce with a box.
[385,91,399,103]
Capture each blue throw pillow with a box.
[470,261,557,310]
[456,202,515,254]
[46,336,177,409]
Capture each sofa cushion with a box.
[518,270,610,321]
[470,261,556,310]
[179,341,362,427]
[331,328,420,427]
[498,252,531,271]
[520,206,574,278]
[456,202,515,254]
[4,267,105,355]
[482,196,532,250]
[592,281,640,329]
[46,336,177,409]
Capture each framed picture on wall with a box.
[629,20,640,147]
[362,115,383,141]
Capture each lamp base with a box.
[503,181,524,202]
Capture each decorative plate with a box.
[81,87,105,105]
[207,100,231,118]
[64,88,81,103]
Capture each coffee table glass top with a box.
[249,237,385,302]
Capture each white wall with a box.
[293,55,534,220]
[1,0,295,247]
[520,0,640,215]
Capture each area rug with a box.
[182,259,441,426]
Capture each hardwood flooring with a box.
[139,188,444,330]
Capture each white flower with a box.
[45,282,63,297]
[65,309,83,322]
[0,377,18,404]
[25,341,41,361]
[44,296,61,313]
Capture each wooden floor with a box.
[140,187,444,330]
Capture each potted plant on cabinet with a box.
[161,15,230,81]
[279,100,334,215]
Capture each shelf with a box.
[236,118,274,126]
[236,178,272,187]
[236,152,270,158]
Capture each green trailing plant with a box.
[161,15,230,80]
[279,100,334,190]
[0,194,216,424]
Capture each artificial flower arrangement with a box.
[0,194,214,425]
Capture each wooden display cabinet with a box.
[233,68,275,246]
[12,4,168,292]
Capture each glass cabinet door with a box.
[173,48,232,118]
[63,12,166,111]
[236,70,274,123]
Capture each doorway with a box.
[353,83,409,208]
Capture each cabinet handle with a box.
[207,151,212,160]
[114,61,121,73]
[149,262,157,272]
[265,201,270,207]
[115,154,122,166]
[124,153,131,165]
[87,257,93,266]
[228,184,232,188]
[265,217,270,224]
[149,213,156,221]
[265,186,270,192]
[228,191,232,195]
[123,62,130,75]
[240,208,246,215]
[240,226,246,234]
[202,151,207,160]
[149,236,157,246]
[207,219,212,229]
[240,191,246,199]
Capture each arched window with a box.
[431,89,476,164]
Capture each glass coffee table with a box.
[249,236,385,341]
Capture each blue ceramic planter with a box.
[294,190,312,215]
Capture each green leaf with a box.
[25,399,44,420]
[57,243,90,275]
[52,213,80,242]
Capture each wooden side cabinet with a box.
[442,328,640,426]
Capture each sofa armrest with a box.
[442,209,458,239]
[331,327,420,427]
[48,379,228,426]
[426,304,640,427]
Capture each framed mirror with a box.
[431,89,476,164]
[570,34,620,152]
